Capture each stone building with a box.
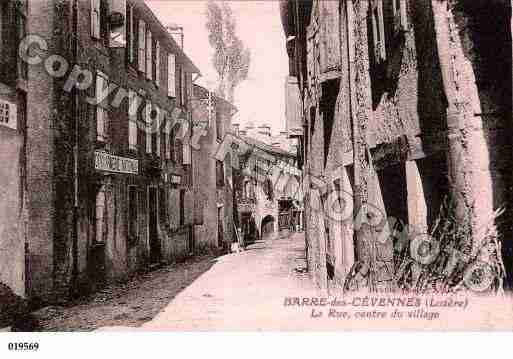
[231,124,303,244]
[0,0,29,308]
[191,84,238,253]
[281,0,512,290]
[0,0,203,305]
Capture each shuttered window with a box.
[145,103,152,153]
[167,54,176,97]
[155,42,160,87]
[128,90,138,150]
[127,4,134,63]
[175,138,183,164]
[91,0,101,39]
[216,160,225,188]
[138,20,146,72]
[154,108,160,156]
[180,68,186,106]
[96,73,109,142]
[146,30,152,80]
[164,120,171,159]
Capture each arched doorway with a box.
[260,215,275,240]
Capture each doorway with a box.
[148,187,161,263]
[217,206,224,248]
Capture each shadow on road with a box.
[27,256,219,332]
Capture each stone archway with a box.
[260,215,276,240]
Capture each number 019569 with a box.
[8,342,39,351]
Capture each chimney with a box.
[257,124,271,145]
[232,123,240,136]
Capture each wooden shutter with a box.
[91,0,101,39]
[180,68,186,106]
[146,30,152,80]
[155,42,160,86]
[155,107,161,156]
[138,20,146,72]
[128,90,137,150]
[145,103,151,153]
[183,142,191,165]
[96,73,108,141]
[127,4,134,62]
[165,120,171,159]
[167,54,176,97]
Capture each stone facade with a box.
[0,0,208,306]
[230,127,303,244]
[0,0,29,324]
[281,0,512,290]
[191,84,238,253]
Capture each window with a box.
[91,0,101,39]
[183,138,191,165]
[159,186,167,225]
[96,73,109,142]
[175,138,183,164]
[216,160,225,188]
[180,68,186,106]
[126,4,134,63]
[145,103,152,153]
[95,185,106,243]
[179,189,185,226]
[152,123,158,155]
[177,66,182,104]
[145,29,152,80]
[155,41,160,86]
[128,90,138,150]
[215,107,222,141]
[167,54,176,97]
[128,186,138,243]
[183,164,192,188]
[164,120,171,159]
[371,0,386,63]
[169,126,176,162]
[393,0,408,34]
[138,20,146,72]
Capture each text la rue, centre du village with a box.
[283,296,467,320]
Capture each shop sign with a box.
[95,151,139,174]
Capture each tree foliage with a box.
[205,0,251,103]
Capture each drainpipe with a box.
[71,0,79,298]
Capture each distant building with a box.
[231,124,304,243]
[191,84,238,253]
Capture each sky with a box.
[145,0,289,134]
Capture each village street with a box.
[32,233,318,331]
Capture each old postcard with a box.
[1,0,513,345]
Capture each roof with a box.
[136,0,201,75]
[237,135,296,159]
[193,84,238,116]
